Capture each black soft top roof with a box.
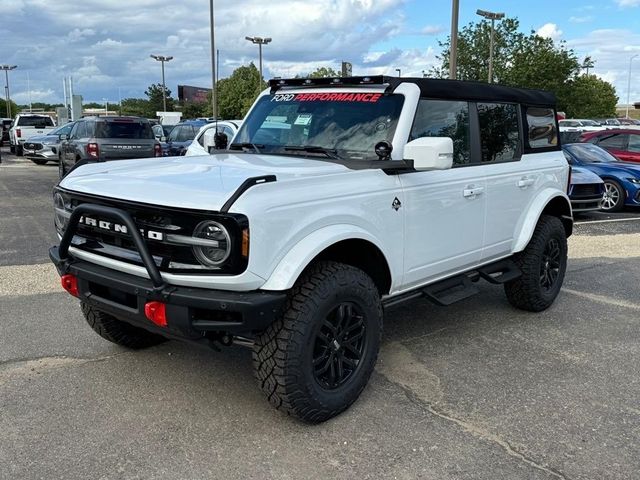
[387,77,556,108]
[269,75,556,108]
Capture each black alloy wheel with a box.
[540,238,561,292]
[312,302,367,390]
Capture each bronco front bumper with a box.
[49,203,286,340]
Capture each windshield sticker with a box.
[271,93,383,103]
[294,114,313,126]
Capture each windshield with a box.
[18,116,54,127]
[49,122,74,136]
[232,92,404,161]
[566,144,618,163]
[580,120,599,127]
[95,121,153,139]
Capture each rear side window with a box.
[169,125,197,142]
[597,134,627,150]
[525,107,557,149]
[410,99,470,166]
[18,116,54,127]
[627,134,640,152]
[95,121,153,139]
[477,103,520,162]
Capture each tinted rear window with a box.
[95,121,153,139]
[18,116,54,127]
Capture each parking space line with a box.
[575,217,640,225]
[563,288,640,311]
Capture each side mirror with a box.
[160,136,166,142]
[404,137,453,171]
[60,134,68,141]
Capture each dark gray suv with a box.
[59,116,161,178]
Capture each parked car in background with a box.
[23,122,75,165]
[593,118,621,127]
[9,113,56,156]
[559,119,604,133]
[567,166,604,213]
[185,120,242,156]
[161,119,207,156]
[152,124,174,142]
[58,116,161,179]
[1,118,12,145]
[563,143,640,212]
[617,118,640,129]
[579,129,640,163]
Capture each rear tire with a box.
[30,159,48,165]
[504,215,567,312]
[16,145,23,156]
[9,144,15,154]
[253,261,382,423]
[58,158,66,179]
[81,302,166,349]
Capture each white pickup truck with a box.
[9,113,56,156]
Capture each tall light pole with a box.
[245,36,272,86]
[1,65,17,117]
[209,0,216,118]
[150,54,173,113]
[395,68,401,77]
[476,9,505,83]
[626,54,638,119]
[449,0,459,79]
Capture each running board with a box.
[382,258,522,309]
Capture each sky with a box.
[2,0,640,107]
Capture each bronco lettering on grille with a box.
[78,216,164,240]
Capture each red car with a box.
[579,129,640,163]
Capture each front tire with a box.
[253,261,382,423]
[58,158,66,179]
[81,303,166,349]
[504,215,568,312]
[600,179,625,212]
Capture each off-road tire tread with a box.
[81,303,166,349]
[504,215,567,312]
[252,261,382,423]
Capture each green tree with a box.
[308,66,340,78]
[0,98,20,117]
[563,75,618,118]
[83,102,106,109]
[217,63,262,119]
[181,101,208,119]
[145,83,175,113]
[120,98,153,118]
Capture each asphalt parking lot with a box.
[1,148,639,480]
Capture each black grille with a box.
[61,190,248,275]
[571,184,602,197]
[24,142,43,150]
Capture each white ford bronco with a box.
[50,76,571,423]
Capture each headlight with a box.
[192,220,231,266]
[53,192,70,234]
[626,178,640,184]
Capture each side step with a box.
[382,258,522,309]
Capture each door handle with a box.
[517,177,535,188]
[463,186,484,198]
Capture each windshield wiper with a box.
[283,145,340,159]
[229,142,263,153]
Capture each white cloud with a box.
[536,23,563,41]
[569,15,594,23]
[615,0,640,6]
[421,25,445,35]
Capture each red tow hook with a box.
[60,274,79,297]
[144,301,168,327]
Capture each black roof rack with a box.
[268,76,556,107]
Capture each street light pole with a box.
[476,9,505,83]
[1,65,17,117]
[626,54,638,119]
[449,0,459,79]
[209,0,216,118]
[395,68,401,77]
[245,36,272,86]
[150,55,173,113]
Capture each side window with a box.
[70,122,86,139]
[628,134,640,153]
[525,107,557,149]
[197,127,208,147]
[598,134,627,150]
[167,126,182,142]
[410,99,470,166]
[477,103,520,163]
[68,123,79,139]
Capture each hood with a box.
[570,166,603,185]
[586,161,640,178]
[27,133,59,144]
[59,152,349,211]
